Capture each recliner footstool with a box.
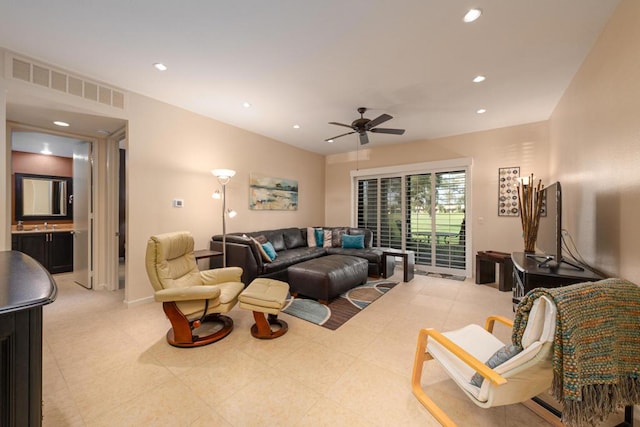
[238,278,289,339]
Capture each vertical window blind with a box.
[356,169,467,274]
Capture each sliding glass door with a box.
[405,173,432,266]
[432,171,466,270]
[356,167,468,275]
[356,177,403,250]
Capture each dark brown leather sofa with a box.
[210,227,384,285]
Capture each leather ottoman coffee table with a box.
[288,254,368,304]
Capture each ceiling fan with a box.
[325,107,405,145]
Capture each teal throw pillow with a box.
[470,344,521,387]
[342,234,365,249]
[314,228,324,247]
[261,241,277,261]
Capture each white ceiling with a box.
[12,131,85,158]
[0,0,620,155]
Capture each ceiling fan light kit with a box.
[325,107,405,145]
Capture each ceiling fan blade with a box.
[328,121,355,129]
[325,131,355,142]
[370,128,405,135]
[365,113,393,130]
[359,132,369,145]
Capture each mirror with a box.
[15,173,73,221]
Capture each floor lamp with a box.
[212,169,236,267]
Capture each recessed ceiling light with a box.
[476,108,487,114]
[242,101,252,108]
[153,63,168,71]
[327,139,334,143]
[473,75,486,83]
[53,121,70,127]
[463,8,482,23]
[293,124,300,129]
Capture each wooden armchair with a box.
[412,296,557,426]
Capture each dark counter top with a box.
[0,251,57,314]
[12,227,75,234]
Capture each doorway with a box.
[11,129,93,287]
[5,100,128,293]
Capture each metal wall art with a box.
[498,167,520,216]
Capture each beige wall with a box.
[0,57,324,304]
[549,0,640,283]
[2,0,638,303]
[325,121,550,260]
[126,94,325,302]
[12,151,73,177]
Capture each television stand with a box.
[512,252,602,309]
[525,253,584,271]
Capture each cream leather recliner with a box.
[145,231,245,348]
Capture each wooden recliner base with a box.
[163,302,233,348]
[250,311,288,340]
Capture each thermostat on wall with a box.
[173,199,184,208]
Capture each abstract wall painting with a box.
[249,173,298,210]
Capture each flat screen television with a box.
[534,182,582,270]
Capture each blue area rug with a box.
[281,279,398,330]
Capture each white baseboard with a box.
[124,295,154,307]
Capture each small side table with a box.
[382,249,415,282]
[475,251,513,292]
[194,249,223,261]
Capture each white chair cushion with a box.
[521,296,556,347]
[521,298,544,347]
[538,296,557,342]
[427,324,504,386]
[427,296,557,403]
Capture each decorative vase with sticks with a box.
[517,174,544,253]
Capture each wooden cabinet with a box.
[1,251,57,426]
[49,232,74,273]
[12,231,74,274]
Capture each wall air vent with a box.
[7,52,127,110]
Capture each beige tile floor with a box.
[42,269,633,426]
